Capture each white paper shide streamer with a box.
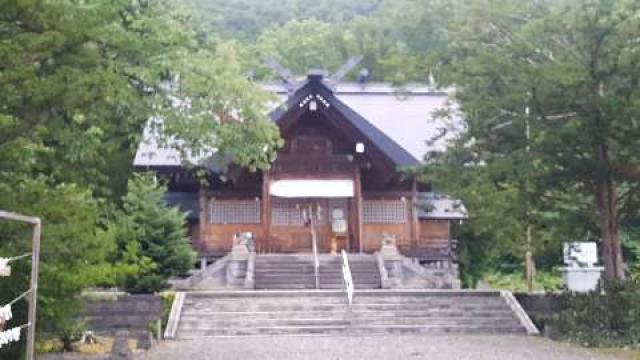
[0,258,10,277]
[0,327,21,349]
[0,305,11,323]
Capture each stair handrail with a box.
[341,250,354,306]
[311,228,320,289]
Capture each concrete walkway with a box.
[140,335,625,360]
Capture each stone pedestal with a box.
[226,233,253,288]
[380,234,403,288]
[561,266,604,292]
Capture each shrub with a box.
[550,280,640,347]
[113,173,196,293]
[481,270,563,292]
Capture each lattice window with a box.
[209,199,261,224]
[271,199,346,226]
[271,198,305,226]
[363,200,407,224]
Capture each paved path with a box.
[140,336,625,360]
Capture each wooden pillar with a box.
[410,178,419,253]
[447,220,453,270]
[262,170,272,252]
[198,187,208,253]
[354,165,363,253]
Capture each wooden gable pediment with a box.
[270,74,419,182]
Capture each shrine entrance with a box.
[266,179,355,253]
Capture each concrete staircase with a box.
[174,290,535,338]
[254,254,316,290]
[319,254,381,289]
[254,254,381,290]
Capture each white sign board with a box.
[563,242,598,267]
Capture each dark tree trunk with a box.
[595,146,625,280]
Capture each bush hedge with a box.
[550,280,640,347]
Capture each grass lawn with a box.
[594,347,640,360]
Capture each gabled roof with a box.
[266,80,463,163]
[271,74,419,167]
[134,76,463,170]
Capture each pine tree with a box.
[117,173,196,293]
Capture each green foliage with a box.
[622,228,640,280]
[57,319,87,352]
[0,3,281,356]
[0,177,118,358]
[410,0,640,280]
[253,16,407,81]
[256,20,347,75]
[551,280,640,347]
[158,291,176,334]
[112,174,196,293]
[1,0,281,203]
[187,0,383,41]
[482,271,563,293]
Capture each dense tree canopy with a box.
[411,0,640,281]
[187,0,383,41]
[0,0,280,354]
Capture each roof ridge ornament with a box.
[264,56,363,94]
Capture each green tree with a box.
[114,174,196,293]
[0,178,118,358]
[187,0,383,41]
[409,0,640,280]
[254,17,410,81]
[0,1,281,356]
[0,0,281,201]
[256,20,348,75]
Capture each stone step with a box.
[255,285,316,290]
[254,274,315,278]
[254,254,381,290]
[183,300,508,309]
[178,324,526,338]
[175,289,530,338]
[179,317,520,329]
[254,268,314,270]
[184,296,506,306]
[180,309,516,319]
[181,303,512,313]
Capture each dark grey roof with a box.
[271,77,420,167]
[134,80,463,168]
[416,192,467,220]
[164,192,199,220]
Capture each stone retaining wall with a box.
[82,294,163,350]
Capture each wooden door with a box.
[269,198,350,253]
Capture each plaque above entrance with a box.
[269,179,354,198]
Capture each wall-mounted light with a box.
[355,142,365,153]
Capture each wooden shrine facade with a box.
[138,72,467,262]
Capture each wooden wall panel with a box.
[362,223,410,253]
[201,224,264,253]
[416,219,451,253]
[269,226,348,253]
[270,226,312,252]
[419,220,450,240]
